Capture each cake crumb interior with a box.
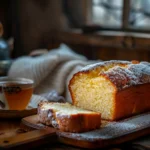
[71,75,116,120]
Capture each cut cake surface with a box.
[38,102,101,133]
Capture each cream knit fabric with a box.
[8,44,100,103]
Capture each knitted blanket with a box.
[8,44,99,103]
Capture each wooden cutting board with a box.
[21,112,150,149]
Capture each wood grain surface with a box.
[0,119,57,150]
[0,120,21,140]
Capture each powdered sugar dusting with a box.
[81,62,103,72]
[128,63,150,83]
[79,60,150,90]
[80,60,130,72]
[102,66,139,90]
[103,62,150,90]
[58,112,150,141]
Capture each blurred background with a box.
[1,0,150,61]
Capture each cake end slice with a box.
[38,102,101,133]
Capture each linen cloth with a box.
[8,44,99,103]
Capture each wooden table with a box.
[0,119,149,150]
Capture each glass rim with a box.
[0,77,34,84]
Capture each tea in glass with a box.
[0,77,33,110]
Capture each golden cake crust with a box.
[69,60,150,120]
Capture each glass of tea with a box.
[0,77,34,110]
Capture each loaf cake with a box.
[69,60,150,121]
[38,102,101,133]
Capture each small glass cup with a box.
[0,77,34,110]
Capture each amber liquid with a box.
[3,82,33,110]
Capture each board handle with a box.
[0,128,56,149]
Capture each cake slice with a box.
[38,102,101,133]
